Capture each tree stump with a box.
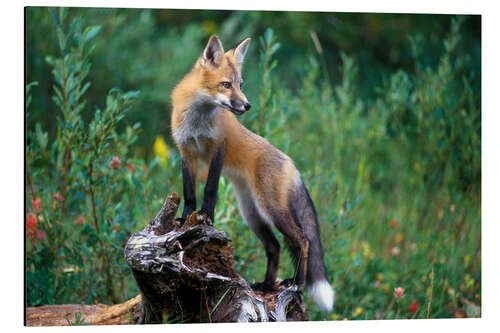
[124,192,307,323]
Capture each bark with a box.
[26,295,142,326]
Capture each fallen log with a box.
[26,295,142,326]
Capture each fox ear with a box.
[201,35,224,68]
[232,37,251,64]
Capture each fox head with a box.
[195,35,252,115]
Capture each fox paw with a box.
[171,218,185,229]
[280,278,305,291]
[196,210,213,226]
[251,281,277,292]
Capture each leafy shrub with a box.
[26,8,159,305]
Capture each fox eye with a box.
[221,81,232,89]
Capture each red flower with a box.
[37,229,47,241]
[109,156,121,169]
[52,191,64,202]
[26,212,38,243]
[32,196,41,212]
[126,163,135,173]
[409,300,418,314]
[390,219,399,229]
[394,287,405,299]
[75,215,86,225]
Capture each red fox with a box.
[170,35,334,311]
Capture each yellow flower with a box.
[464,255,470,266]
[330,313,340,320]
[464,274,474,289]
[153,136,169,166]
[352,307,363,318]
[361,241,374,258]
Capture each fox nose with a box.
[244,103,252,111]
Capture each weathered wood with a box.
[124,192,306,323]
[26,295,142,326]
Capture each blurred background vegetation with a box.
[25,7,481,322]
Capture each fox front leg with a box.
[180,154,197,220]
[199,142,226,222]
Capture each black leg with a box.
[270,211,309,290]
[250,221,280,291]
[200,142,226,221]
[181,157,197,220]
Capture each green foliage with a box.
[26,8,166,306]
[26,8,480,322]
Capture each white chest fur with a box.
[173,93,219,156]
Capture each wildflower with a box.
[361,241,374,258]
[410,242,417,251]
[153,136,169,167]
[52,191,64,209]
[394,287,404,298]
[52,191,64,202]
[376,272,385,281]
[409,300,418,314]
[352,307,363,318]
[37,229,46,241]
[330,313,341,320]
[389,219,399,229]
[109,156,121,169]
[395,232,404,244]
[75,215,86,225]
[449,204,455,213]
[389,246,400,256]
[126,163,136,173]
[373,281,381,289]
[464,274,474,289]
[26,212,38,242]
[32,196,41,212]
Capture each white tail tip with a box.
[307,280,335,312]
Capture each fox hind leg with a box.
[248,218,281,291]
[268,209,309,290]
[233,182,280,291]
